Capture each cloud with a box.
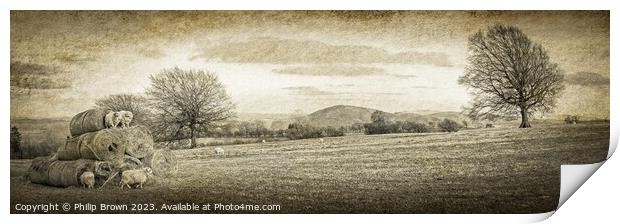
[10,61,71,89]
[565,72,609,87]
[273,65,386,76]
[283,86,405,98]
[195,37,452,66]
[53,52,95,63]
[283,86,336,96]
[409,85,437,89]
[137,46,165,59]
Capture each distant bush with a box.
[364,120,430,135]
[364,122,391,135]
[286,122,344,140]
[401,121,430,133]
[438,118,461,132]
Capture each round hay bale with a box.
[56,129,126,163]
[56,137,82,160]
[124,125,154,159]
[70,109,112,137]
[28,156,54,185]
[142,150,177,177]
[47,160,95,187]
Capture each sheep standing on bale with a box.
[80,171,95,189]
[118,111,134,128]
[214,147,224,155]
[104,112,122,129]
[120,167,153,189]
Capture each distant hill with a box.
[306,105,379,128]
[302,105,469,128]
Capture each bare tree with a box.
[95,94,151,126]
[146,67,235,148]
[458,25,564,128]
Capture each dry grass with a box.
[10,121,609,213]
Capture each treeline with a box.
[205,121,345,140]
[11,126,65,159]
[363,111,462,135]
[285,123,345,140]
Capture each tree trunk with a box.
[519,106,531,128]
[189,126,197,148]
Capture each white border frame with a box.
[2,1,616,224]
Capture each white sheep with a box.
[80,171,95,189]
[214,147,224,155]
[261,139,266,143]
[319,138,324,143]
[104,112,121,129]
[120,167,153,189]
[118,111,134,128]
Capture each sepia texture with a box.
[10,11,609,214]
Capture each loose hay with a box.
[94,161,114,177]
[123,125,154,159]
[57,129,126,163]
[117,155,144,172]
[142,149,177,177]
[69,109,111,137]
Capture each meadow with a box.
[10,121,609,213]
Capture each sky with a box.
[10,11,610,119]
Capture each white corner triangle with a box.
[558,161,606,209]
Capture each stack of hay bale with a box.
[28,109,177,188]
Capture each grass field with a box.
[10,121,609,214]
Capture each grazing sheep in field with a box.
[104,112,121,129]
[485,123,494,128]
[214,147,224,155]
[80,171,95,189]
[120,167,152,189]
[319,138,324,143]
[118,111,134,128]
[564,115,579,124]
[261,139,266,143]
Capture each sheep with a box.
[485,123,494,128]
[319,138,324,143]
[120,167,153,189]
[118,111,134,128]
[214,147,224,155]
[261,139,266,143]
[564,115,579,124]
[80,171,95,189]
[104,112,121,129]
